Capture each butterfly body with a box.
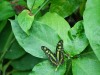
[41,40,64,66]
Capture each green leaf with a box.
[17,10,34,34]
[39,12,70,50]
[83,0,100,60]
[79,0,86,16]
[0,25,13,53]
[72,51,100,75]
[0,63,2,70]
[0,20,7,33]
[27,0,35,10]
[4,40,26,59]
[0,1,15,20]
[10,20,60,58]
[50,0,82,17]
[27,0,45,10]
[11,54,43,71]
[65,21,88,56]
[29,60,66,75]
[33,0,45,8]
[17,0,27,6]
[12,71,30,75]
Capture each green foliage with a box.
[27,0,45,10]
[11,54,43,71]
[66,21,88,56]
[72,47,100,75]
[83,0,100,61]
[0,20,7,33]
[0,1,15,20]
[12,71,30,75]
[50,0,82,17]
[10,20,59,58]
[17,10,34,34]
[29,60,66,75]
[39,12,70,43]
[4,40,25,59]
[0,0,100,75]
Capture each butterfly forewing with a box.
[56,40,64,64]
[41,46,57,65]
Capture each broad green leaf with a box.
[11,54,43,71]
[27,0,45,10]
[72,51,100,75]
[12,71,30,75]
[10,20,60,58]
[0,1,15,20]
[29,60,66,75]
[39,12,70,51]
[50,0,82,17]
[83,0,100,60]
[17,10,34,34]
[65,21,88,56]
[0,20,7,33]
[4,40,25,59]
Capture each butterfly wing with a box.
[41,40,64,66]
[41,46,58,66]
[56,40,64,64]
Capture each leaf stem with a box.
[30,0,36,11]
[6,70,16,75]
[34,0,49,16]
[64,59,72,75]
[0,32,14,62]
[2,61,12,75]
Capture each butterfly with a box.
[41,40,64,66]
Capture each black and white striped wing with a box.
[41,46,58,66]
[56,40,64,65]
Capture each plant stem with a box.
[2,61,12,75]
[6,70,16,75]
[30,0,36,11]
[0,32,14,62]
[65,59,72,75]
[34,0,49,16]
